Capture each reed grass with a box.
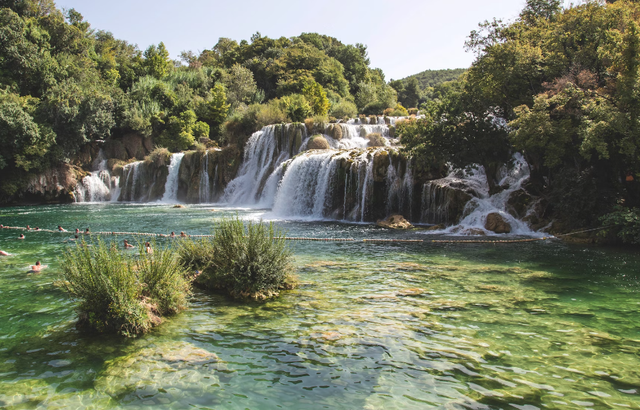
[59,239,190,337]
[179,217,296,300]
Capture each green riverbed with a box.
[0,204,639,409]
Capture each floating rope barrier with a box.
[0,224,611,244]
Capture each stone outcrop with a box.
[22,164,84,203]
[377,214,414,230]
[485,213,512,233]
[421,179,475,225]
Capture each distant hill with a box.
[389,68,467,107]
[402,68,467,90]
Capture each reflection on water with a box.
[0,204,639,409]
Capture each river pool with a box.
[0,204,639,409]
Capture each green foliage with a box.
[355,81,397,115]
[181,217,295,300]
[0,99,54,171]
[144,147,171,167]
[329,99,357,119]
[222,64,258,107]
[302,80,330,116]
[59,239,190,337]
[600,205,640,244]
[156,110,198,151]
[195,83,230,130]
[143,42,170,79]
[280,93,312,122]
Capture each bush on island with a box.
[59,239,190,337]
[180,217,296,300]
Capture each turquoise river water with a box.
[0,204,639,409]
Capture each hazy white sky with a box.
[54,0,563,80]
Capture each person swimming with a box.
[145,242,153,254]
[123,239,134,249]
[58,225,67,232]
[180,231,187,237]
[29,261,47,273]
[18,234,25,240]
[170,231,176,238]
[85,228,90,234]
[0,250,10,256]
[75,228,80,234]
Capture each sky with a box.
[54,0,562,81]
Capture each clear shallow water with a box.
[0,204,639,409]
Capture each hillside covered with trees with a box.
[398,0,640,242]
[389,68,467,108]
[0,0,404,201]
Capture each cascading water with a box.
[160,153,185,203]
[74,150,120,202]
[120,161,144,202]
[199,151,210,203]
[421,153,541,236]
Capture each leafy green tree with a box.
[195,83,230,130]
[222,64,258,107]
[302,80,329,116]
[143,42,170,79]
[0,99,54,171]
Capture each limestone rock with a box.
[377,214,414,230]
[484,213,512,234]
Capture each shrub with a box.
[281,94,312,122]
[59,239,190,337]
[329,100,357,119]
[408,108,419,115]
[600,205,640,244]
[183,217,296,300]
[388,103,409,117]
[307,134,330,150]
[366,132,386,147]
[144,147,171,167]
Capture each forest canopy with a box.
[0,0,395,198]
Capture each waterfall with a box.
[120,161,144,202]
[74,149,119,202]
[224,124,306,205]
[160,153,185,203]
[199,151,210,203]
[419,154,541,235]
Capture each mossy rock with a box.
[326,124,343,140]
[307,135,330,150]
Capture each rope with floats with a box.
[0,224,611,244]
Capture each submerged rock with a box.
[377,214,414,230]
[485,212,512,233]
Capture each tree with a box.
[143,42,170,79]
[302,81,329,116]
[222,64,258,107]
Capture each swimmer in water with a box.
[75,228,80,234]
[145,242,153,254]
[18,234,25,240]
[29,261,47,273]
[85,228,90,234]
[58,225,67,232]
[180,231,187,237]
[0,250,10,256]
[123,239,134,249]
[170,231,176,238]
